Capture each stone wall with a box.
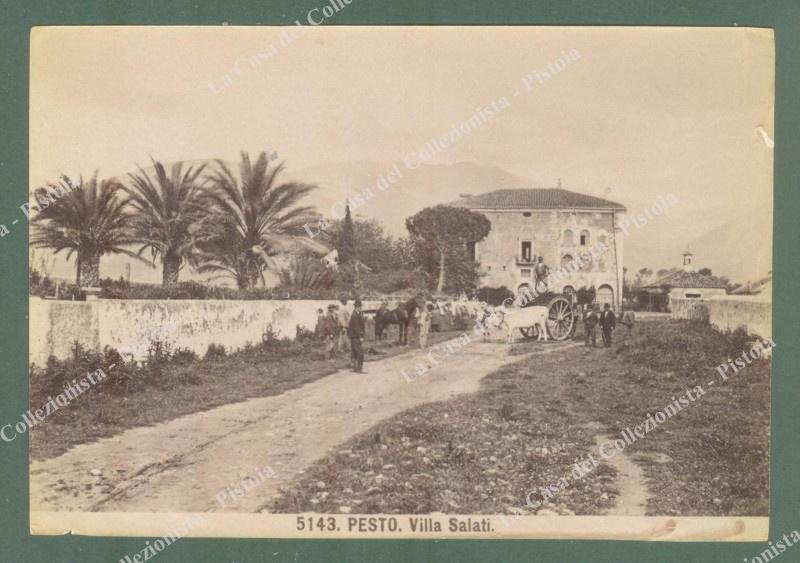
[30,298,362,365]
[29,298,484,365]
[669,297,710,322]
[707,294,772,340]
[670,294,772,339]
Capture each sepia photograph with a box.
[21,24,774,546]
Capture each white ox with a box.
[496,305,550,343]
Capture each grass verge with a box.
[270,319,770,516]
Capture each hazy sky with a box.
[29,25,774,282]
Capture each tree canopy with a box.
[327,216,398,272]
[124,159,208,285]
[405,205,491,294]
[336,203,356,266]
[30,174,143,286]
[196,151,326,289]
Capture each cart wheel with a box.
[546,295,574,341]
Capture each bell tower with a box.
[682,250,694,272]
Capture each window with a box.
[563,229,574,245]
[466,241,476,261]
[523,212,532,217]
[521,240,532,262]
[561,254,574,269]
[580,230,590,246]
[520,268,532,278]
[685,293,702,299]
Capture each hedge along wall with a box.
[29,297,381,365]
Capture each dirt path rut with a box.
[31,340,580,513]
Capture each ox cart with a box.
[501,291,576,342]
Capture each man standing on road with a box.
[418,301,432,349]
[337,298,350,354]
[583,304,599,348]
[619,309,636,349]
[599,303,616,348]
[323,304,338,359]
[348,299,366,373]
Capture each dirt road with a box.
[30,339,580,513]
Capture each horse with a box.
[374,296,423,345]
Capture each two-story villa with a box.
[452,188,626,310]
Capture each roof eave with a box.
[457,205,626,212]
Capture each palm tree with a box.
[30,174,142,286]
[196,151,326,289]
[124,160,207,285]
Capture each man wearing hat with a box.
[599,302,616,348]
[348,299,366,373]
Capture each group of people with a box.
[314,299,367,373]
[315,297,458,373]
[579,302,636,349]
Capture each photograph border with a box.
[2,1,798,561]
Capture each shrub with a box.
[475,286,514,306]
[98,281,284,300]
[30,344,121,405]
[205,343,227,359]
[146,340,173,364]
[619,320,763,380]
[575,286,596,306]
[261,324,281,347]
[295,324,317,342]
[279,255,336,291]
[172,347,198,364]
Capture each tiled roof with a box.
[730,276,772,295]
[644,269,728,289]
[450,188,626,211]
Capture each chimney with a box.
[682,251,694,272]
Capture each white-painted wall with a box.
[670,293,772,340]
[29,297,484,364]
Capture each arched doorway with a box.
[597,284,614,309]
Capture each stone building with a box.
[643,251,728,306]
[452,188,626,310]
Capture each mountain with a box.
[682,202,772,283]
[284,160,533,236]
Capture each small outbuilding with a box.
[642,251,728,311]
